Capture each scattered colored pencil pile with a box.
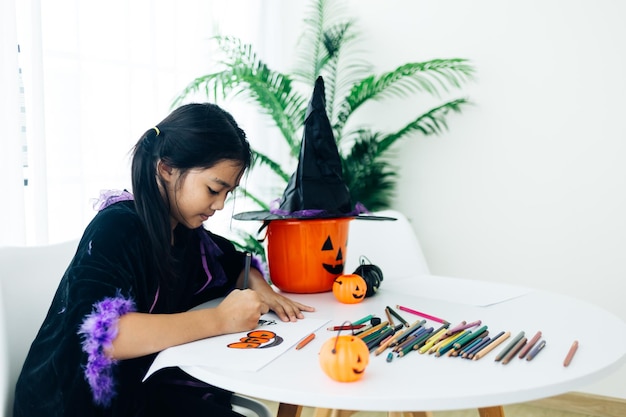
[328,305,576,366]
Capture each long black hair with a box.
[131,103,251,287]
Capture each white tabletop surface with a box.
[181,275,626,412]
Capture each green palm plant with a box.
[173,0,475,227]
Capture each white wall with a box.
[340,0,626,399]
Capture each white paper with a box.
[143,314,329,381]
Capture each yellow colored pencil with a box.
[432,331,467,356]
[418,327,449,354]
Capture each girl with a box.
[14,103,314,416]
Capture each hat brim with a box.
[233,210,396,222]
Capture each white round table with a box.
[182,275,626,416]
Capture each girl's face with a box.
[159,159,244,231]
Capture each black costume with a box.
[14,196,255,416]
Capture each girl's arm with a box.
[108,288,268,360]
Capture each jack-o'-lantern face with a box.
[321,235,346,275]
[319,335,370,382]
[332,274,367,304]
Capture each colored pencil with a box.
[518,331,542,359]
[295,333,315,350]
[396,304,446,324]
[366,324,402,351]
[399,327,434,357]
[445,320,467,335]
[459,336,486,357]
[563,340,579,367]
[394,326,429,352]
[352,314,374,326]
[326,324,367,331]
[473,331,511,360]
[429,331,466,354]
[468,331,504,359]
[453,325,489,350]
[464,336,492,359]
[362,324,391,344]
[385,307,395,327]
[501,337,527,365]
[389,320,426,347]
[526,339,546,361]
[446,320,482,335]
[357,321,389,339]
[375,327,407,355]
[418,327,450,354]
[242,252,251,289]
[386,306,409,327]
[495,331,525,362]
[436,330,469,357]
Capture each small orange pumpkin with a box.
[319,334,370,382]
[332,274,367,304]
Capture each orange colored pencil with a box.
[473,331,511,360]
[295,333,315,350]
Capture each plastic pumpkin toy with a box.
[332,274,367,304]
[319,333,370,382]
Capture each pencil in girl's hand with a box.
[243,252,251,289]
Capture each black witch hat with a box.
[234,76,392,222]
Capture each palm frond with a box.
[230,231,268,263]
[341,131,397,211]
[236,187,271,211]
[252,150,291,183]
[377,98,471,153]
[175,36,308,154]
[335,59,476,132]
[293,0,353,86]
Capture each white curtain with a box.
[2,0,267,246]
[1,0,27,246]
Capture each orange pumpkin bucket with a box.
[266,217,353,293]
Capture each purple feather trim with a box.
[78,292,136,407]
[92,189,134,211]
[268,199,370,218]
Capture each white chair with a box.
[345,209,430,279]
[0,239,78,417]
[0,240,272,417]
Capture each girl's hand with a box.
[249,277,315,322]
[215,289,269,334]
[261,290,316,322]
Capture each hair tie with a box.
[152,126,160,136]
